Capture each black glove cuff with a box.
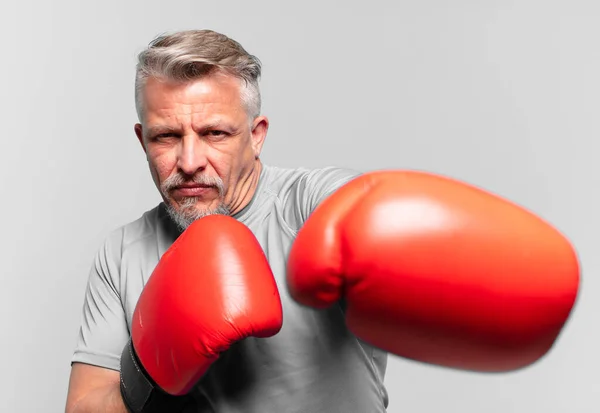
[119,339,193,413]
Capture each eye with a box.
[206,130,228,138]
[151,133,177,142]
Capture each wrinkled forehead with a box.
[139,74,248,123]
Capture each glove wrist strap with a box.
[119,339,192,413]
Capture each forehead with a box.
[141,74,246,120]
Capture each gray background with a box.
[1,0,597,412]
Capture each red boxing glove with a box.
[286,171,579,373]
[121,215,282,411]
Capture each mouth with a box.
[171,184,215,197]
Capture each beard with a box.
[160,173,231,232]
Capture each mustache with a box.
[161,173,225,195]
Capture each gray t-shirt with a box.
[71,164,389,413]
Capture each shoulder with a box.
[302,166,362,192]
[94,204,163,270]
[257,163,362,231]
[300,166,362,213]
[260,163,361,196]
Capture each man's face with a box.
[135,73,267,230]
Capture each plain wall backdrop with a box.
[1,0,598,412]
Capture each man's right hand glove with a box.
[119,215,283,412]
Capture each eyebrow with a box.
[198,120,231,132]
[145,120,237,138]
[145,125,180,137]
[194,120,241,136]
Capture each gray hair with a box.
[134,29,262,122]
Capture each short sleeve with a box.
[301,166,362,219]
[71,229,130,371]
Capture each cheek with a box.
[206,147,245,188]
[231,135,256,164]
[208,154,234,182]
[148,149,177,181]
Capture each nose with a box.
[177,134,208,176]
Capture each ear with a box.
[134,123,146,154]
[250,115,269,159]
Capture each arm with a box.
[65,363,126,413]
[67,216,283,413]
[65,230,130,412]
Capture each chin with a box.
[165,198,231,231]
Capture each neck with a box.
[227,160,263,216]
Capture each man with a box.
[65,29,388,413]
[65,29,579,413]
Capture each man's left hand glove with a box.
[286,170,579,373]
